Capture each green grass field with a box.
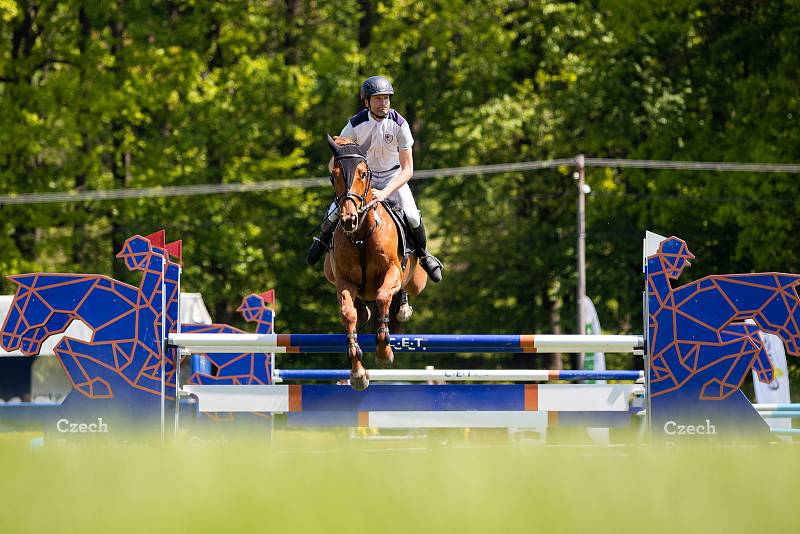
[0,429,798,533]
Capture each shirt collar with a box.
[368,109,388,123]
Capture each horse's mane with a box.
[334,136,357,146]
[330,135,366,160]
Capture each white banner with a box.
[582,296,608,444]
[582,296,606,376]
[753,331,792,434]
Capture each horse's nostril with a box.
[342,216,357,231]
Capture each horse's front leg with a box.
[375,267,402,368]
[338,280,368,390]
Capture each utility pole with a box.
[575,154,587,370]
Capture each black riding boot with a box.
[410,220,443,283]
[307,217,336,265]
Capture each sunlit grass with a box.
[0,430,797,533]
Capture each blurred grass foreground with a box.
[0,431,798,534]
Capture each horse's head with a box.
[658,237,695,280]
[1,275,70,355]
[327,134,372,234]
[115,235,155,271]
[1,277,29,351]
[766,279,800,356]
[238,293,271,323]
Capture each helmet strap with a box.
[367,96,389,120]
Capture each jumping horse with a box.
[322,134,428,390]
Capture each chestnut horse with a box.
[322,134,427,390]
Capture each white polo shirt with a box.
[340,108,414,184]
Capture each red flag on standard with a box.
[144,230,165,248]
[260,289,275,307]
[165,240,182,265]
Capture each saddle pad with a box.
[381,201,415,266]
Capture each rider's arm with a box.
[373,147,413,201]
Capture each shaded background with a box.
[1,1,799,386]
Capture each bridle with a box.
[331,151,380,235]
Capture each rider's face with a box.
[367,94,391,119]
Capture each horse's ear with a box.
[326,133,339,155]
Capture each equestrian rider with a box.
[307,75,443,283]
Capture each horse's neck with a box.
[647,256,674,305]
[251,308,274,334]
[138,252,166,302]
[350,202,379,241]
[163,262,181,332]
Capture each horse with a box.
[647,236,800,400]
[186,292,274,385]
[322,134,428,390]
[0,234,178,399]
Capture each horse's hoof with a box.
[376,355,394,369]
[348,345,364,363]
[376,347,394,368]
[395,303,413,323]
[350,372,369,391]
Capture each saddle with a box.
[380,200,415,271]
[326,200,415,270]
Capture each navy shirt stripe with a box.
[388,109,406,126]
[349,109,370,128]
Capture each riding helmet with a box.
[360,76,394,100]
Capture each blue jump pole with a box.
[273,369,645,382]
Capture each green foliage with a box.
[1,1,799,384]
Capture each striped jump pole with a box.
[753,403,800,412]
[181,383,644,414]
[168,333,645,354]
[179,383,644,431]
[273,369,645,382]
[756,411,800,418]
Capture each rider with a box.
[306,75,443,283]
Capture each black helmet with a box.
[359,76,394,100]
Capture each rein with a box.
[332,152,380,238]
[331,150,384,295]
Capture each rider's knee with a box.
[326,207,339,223]
[405,210,421,228]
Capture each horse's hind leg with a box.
[405,260,428,297]
[375,268,402,368]
[745,328,775,384]
[355,298,371,324]
[337,280,368,390]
